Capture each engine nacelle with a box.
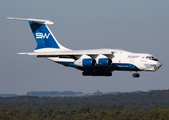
[95,54,112,67]
[74,55,96,67]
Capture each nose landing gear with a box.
[132,72,140,78]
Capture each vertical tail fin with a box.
[7,17,70,52]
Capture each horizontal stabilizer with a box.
[7,17,54,25]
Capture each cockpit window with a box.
[146,56,158,61]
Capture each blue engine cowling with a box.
[74,58,96,67]
[98,58,112,67]
[83,58,96,67]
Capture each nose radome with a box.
[157,61,162,68]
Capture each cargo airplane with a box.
[8,17,162,78]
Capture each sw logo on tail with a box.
[7,17,162,78]
[36,33,51,39]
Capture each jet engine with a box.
[74,55,96,67]
[95,54,112,67]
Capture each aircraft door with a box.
[129,60,135,68]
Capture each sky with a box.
[0,0,168,95]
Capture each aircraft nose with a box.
[157,61,162,69]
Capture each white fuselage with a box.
[46,49,162,72]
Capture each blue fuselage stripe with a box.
[56,61,140,71]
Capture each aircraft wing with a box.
[18,49,115,58]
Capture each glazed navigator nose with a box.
[157,61,162,69]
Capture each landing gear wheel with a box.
[82,71,90,76]
[104,72,112,76]
[132,73,140,78]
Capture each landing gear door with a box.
[129,60,134,68]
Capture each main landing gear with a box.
[82,71,112,76]
[132,72,140,78]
